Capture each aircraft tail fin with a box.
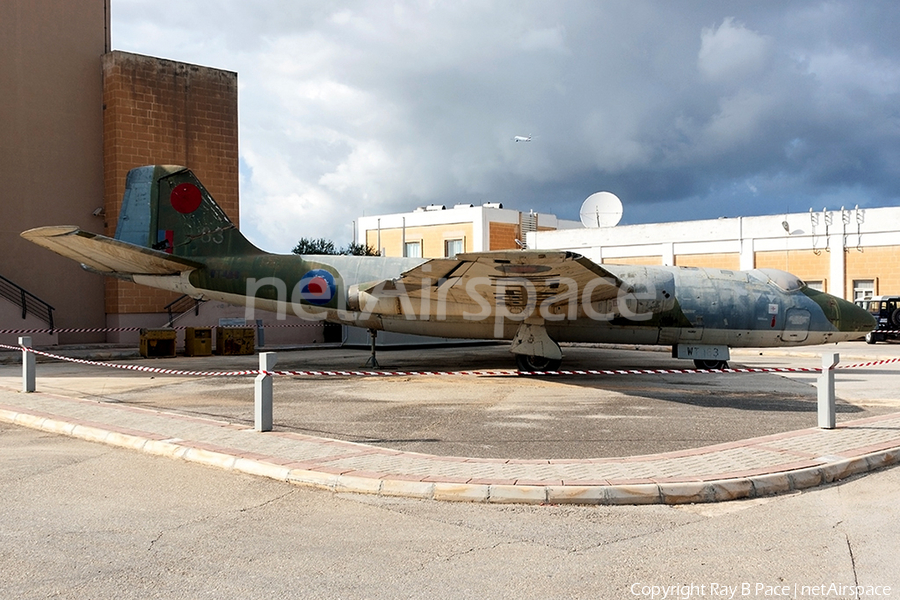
[115,165,263,259]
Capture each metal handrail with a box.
[0,274,55,329]
[164,294,205,327]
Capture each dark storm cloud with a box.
[112,0,900,250]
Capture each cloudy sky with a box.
[112,0,900,253]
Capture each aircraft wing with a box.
[21,226,203,275]
[373,250,624,315]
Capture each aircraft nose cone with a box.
[837,297,877,333]
[804,289,875,336]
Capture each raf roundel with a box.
[299,269,337,306]
[170,183,203,214]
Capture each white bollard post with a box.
[19,336,35,393]
[254,352,277,432]
[817,352,839,429]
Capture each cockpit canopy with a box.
[749,268,806,292]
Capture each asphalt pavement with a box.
[1,340,899,505]
[5,420,899,599]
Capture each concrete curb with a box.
[3,405,898,506]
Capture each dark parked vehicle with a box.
[856,296,900,343]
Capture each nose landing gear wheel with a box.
[516,354,562,372]
[693,359,729,370]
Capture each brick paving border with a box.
[2,388,899,505]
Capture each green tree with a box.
[343,241,380,256]
[291,237,379,256]
[291,238,337,255]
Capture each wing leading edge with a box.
[368,250,626,317]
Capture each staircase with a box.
[0,274,55,329]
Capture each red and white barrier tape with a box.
[267,369,517,377]
[516,358,900,376]
[5,323,898,340]
[0,323,323,335]
[3,342,899,378]
[834,357,900,369]
[0,344,257,377]
[266,366,822,376]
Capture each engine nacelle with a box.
[346,284,403,316]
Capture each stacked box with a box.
[139,328,176,358]
[185,327,213,356]
[216,326,255,355]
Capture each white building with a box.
[527,206,900,301]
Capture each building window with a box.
[444,238,464,257]
[853,279,875,301]
[404,241,422,258]
[806,280,824,292]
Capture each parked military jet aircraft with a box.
[22,165,875,370]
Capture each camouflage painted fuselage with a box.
[23,165,875,357]
[135,251,872,348]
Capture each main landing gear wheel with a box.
[516,354,562,372]
[866,331,878,345]
[693,359,729,370]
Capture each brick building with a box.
[100,51,241,338]
[1,0,320,347]
[356,205,580,258]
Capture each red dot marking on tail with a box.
[171,183,203,214]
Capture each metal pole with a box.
[364,328,379,368]
[817,352,839,429]
[19,336,35,393]
[254,352,277,432]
